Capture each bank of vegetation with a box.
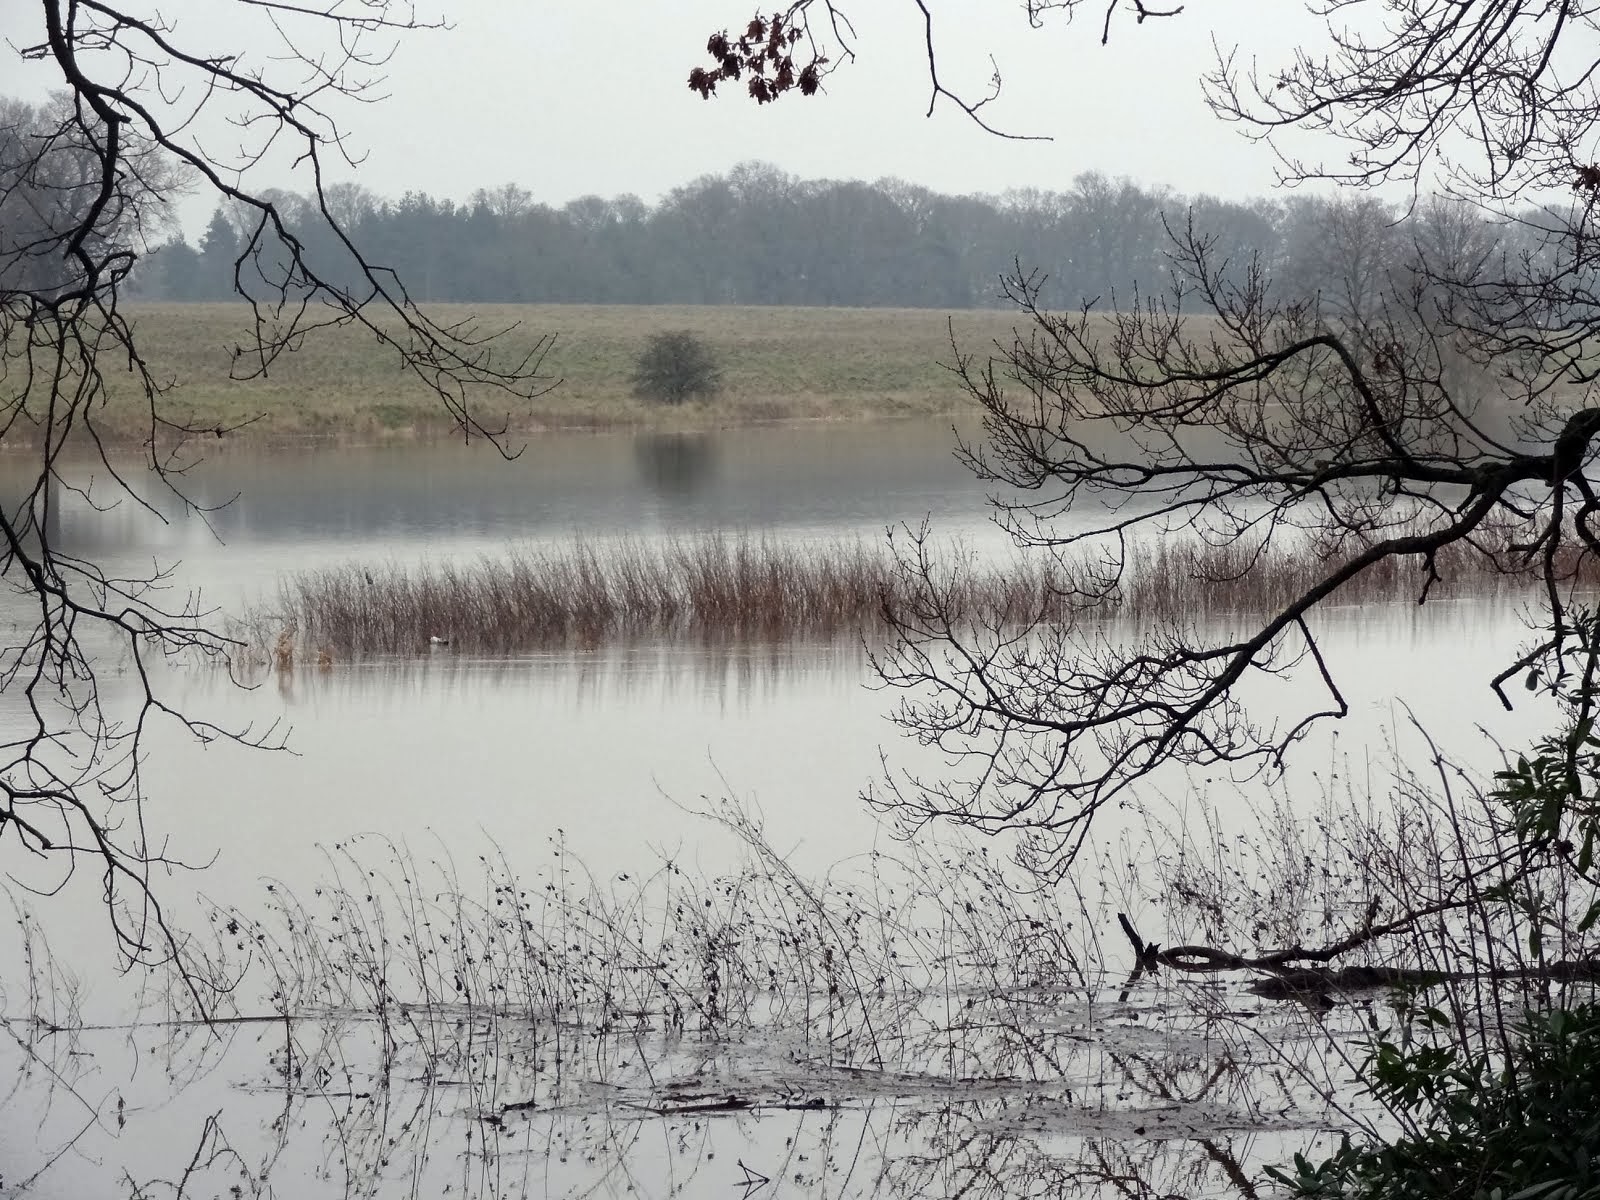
[242,526,1598,663]
[74,302,1022,440]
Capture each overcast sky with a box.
[2,1,1334,233]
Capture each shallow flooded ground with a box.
[0,418,1559,1197]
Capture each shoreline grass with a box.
[6,304,1582,449]
[241,528,1596,663]
[38,303,1034,443]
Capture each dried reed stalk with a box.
[243,527,1596,659]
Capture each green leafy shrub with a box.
[1270,1000,1600,1199]
[631,331,721,405]
[1273,636,1600,1200]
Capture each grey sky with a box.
[3,1,1331,233]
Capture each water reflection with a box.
[0,420,1008,618]
[0,822,1356,1200]
[1,1008,1336,1200]
[0,417,1563,1198]
[335,638,875,706]
[634,431,719,499]
[20,419,995,556]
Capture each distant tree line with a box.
[2,93,182,300]
[0,93,1562,317]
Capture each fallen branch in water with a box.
[1115,911,1600,1001]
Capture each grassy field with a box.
[79,303,1029,441]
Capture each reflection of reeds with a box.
[212,804,1098,1082]
[244,528,1597,659]
[186,802,1349,1199]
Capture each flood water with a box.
[0,418,1558,1198]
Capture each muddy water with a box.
[0,419,1558,1198]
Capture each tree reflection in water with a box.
[635,432,720,501]
[65,981,1331,1199]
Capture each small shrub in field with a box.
[632,331,721,405]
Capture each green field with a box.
[78,303,1033,442]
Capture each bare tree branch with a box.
[688,0,1181,139]
[1,2,555,1001]
[870,207,1600,876]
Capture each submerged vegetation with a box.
[6,808,1336,1197]
[13,690,1594,1198]
[247,525,1599,661]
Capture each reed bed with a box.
[1120,526,1600,623]
[260,537,896,659]
[244,526,1600,661]
[3,805,1337,1200]
[193,806,1341,1166]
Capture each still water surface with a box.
[32,421,1541,908]
[43,422,1006,906]
[0,418,1557,1197]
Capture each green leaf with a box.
[1510,1182,1570,1200]
[1579,899,1600,934]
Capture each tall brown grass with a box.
[1119,527,1598,623]
[260,538,895,657]
[244,527,1598,660]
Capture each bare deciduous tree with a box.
[694,2,1600,875]
[688,0,1181,136]
[1,2,554,990]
